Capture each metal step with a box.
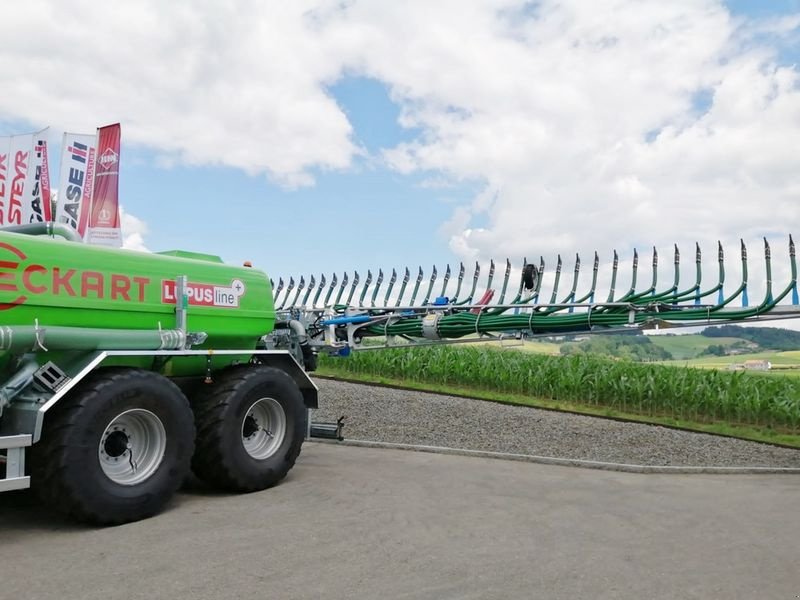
[309,418,345,441]
[0,435,31,492]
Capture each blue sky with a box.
[1,0,799,308]
[117,75,486,278]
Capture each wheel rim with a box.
[98,409,167,486]
[241,397,286,460]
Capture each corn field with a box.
[319,346,800,431]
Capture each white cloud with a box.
[320,1,800,265]
[0,1,358,187]
[119,206,149,252]
[2,1,798,304]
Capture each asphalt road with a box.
[1,443,799,600]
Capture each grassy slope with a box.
[646,334,743,360]
[675,350,800,369]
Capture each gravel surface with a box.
[312,378,800,468]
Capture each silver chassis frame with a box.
[0,434,31,492]
[33,349,316,443]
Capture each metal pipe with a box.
[0,358,40,413]
[2,223,83,243]
[0,325,187,354]
[175,275,188,334]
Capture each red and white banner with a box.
[54,132,96,237]
[21,128,51,224]
[39,135,52,222]
[85,123,121,247]
[2,134,34,226]
[0,136,9,226]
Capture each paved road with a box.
[1,443,798,600]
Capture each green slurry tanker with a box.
[1,224,798,524]
[0,225,320,525]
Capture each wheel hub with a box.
[103,430,130,458]
[98,409,167,486]
[241,397,286,460]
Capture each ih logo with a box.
[98,147,118,171]
[162,279,247,308]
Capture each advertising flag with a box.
[21,128,51,223]
[0,136,9,225]
[3,134,34,226]
[54,132,96,237]
[86,123,121,247]
[39,135,52,222]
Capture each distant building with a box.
[728,360,772,371]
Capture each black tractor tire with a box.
[191,365,306,492]
[31,368,195,525]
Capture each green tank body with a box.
[0,230,275,351]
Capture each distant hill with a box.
[647,334,746,360]
[701,325,800,351]
[547,325,800,362]
[559,334,673,361]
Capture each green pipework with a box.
[384,269,397,306]
[277,278,294,310]
[335,273,348,306]
[0,326,186,354]
[621,247,660,303]
[358,270,372,307]
[346,272,359,306]
[485,260,496,295]
[671,244,680,297]
[312,275,326,308]
[300,275,315,307]
[272,278,284,305]
[497,260,512,305]
[421,266,437,305]
[370,270,384,307]
[457,262,480,305]
[0,230,274,355]
[451,263,465,303]
[437,264,449,299]
[564,253,580,304]
[324,274,337,307]
[668,242,721,304]
[2,223,83,243]
[395,268,410,307]
[574,252,599,304]
[289,277,305,308]
[532,258,544,302]
[620,249,639,301]
[313,236,797,342]
[764,238,773,303]
[549,255,562,304]
[514,258,527,300]
[607,250,619,302]
[409,267,423,306]
[649,247,658,295]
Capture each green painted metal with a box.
[0,230,276,375]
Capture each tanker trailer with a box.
[0,225,318,524]
[2,224,798,525]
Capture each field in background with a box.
[318,345,800,447]
[647,335,743,360]
[524,334,800,372]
